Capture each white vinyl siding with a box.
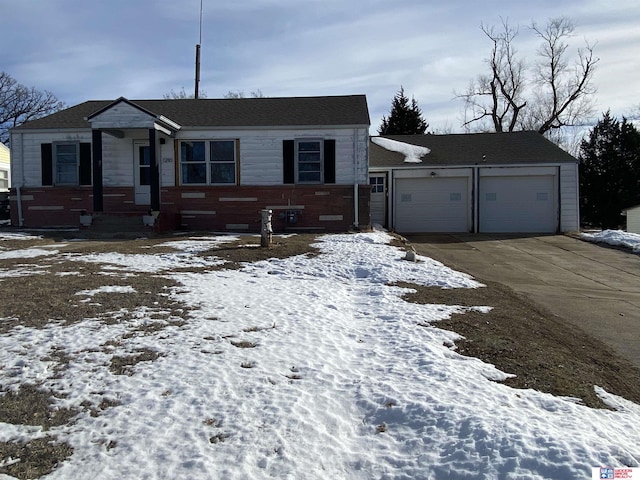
[89,102,158,130]
[12,126,369,189]
[233,128,367,186]
[0,144,9,190]
[625,206,640,234]
[560,163,579,232]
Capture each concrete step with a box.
[86,213,154,237]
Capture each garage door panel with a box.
[480,176,556,233]
[395,177,469,232]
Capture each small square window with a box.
[181,141,206,162]
[182,163,207,184]
[370,176,385,193]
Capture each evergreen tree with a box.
[378,87,428,135]
[579,111,640,228]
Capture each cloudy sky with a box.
[1,0,638,133]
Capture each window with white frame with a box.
[180,140,236,185]
[370,176,385,193]
[54,142,79,185]
[296,139,323,183]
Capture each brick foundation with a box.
[10,185,371,233]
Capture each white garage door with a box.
[395,177,469,232]
[479,175,556,233]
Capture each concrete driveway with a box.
[405,234,640,370]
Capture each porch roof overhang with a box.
[85,97,181,138]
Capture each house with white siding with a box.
[623,205,640,234]
[369,132,580,233]
[0,143,10,191]
[9,95,371,232]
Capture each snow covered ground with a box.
[580,229,640,253]
[1,230,639,479]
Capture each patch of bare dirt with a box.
[109,348,161,375]
[198,234,320,268]
[0,437,73,480]
[396,280,640,409]
[0,259,187,334]
[0,384,78,429]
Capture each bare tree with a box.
[163,86,208,99]
[459,17,598,136]
[0,72,65,145]
[223,89,265,99]
[460,19,526,133]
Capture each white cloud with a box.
[0,0,638,131]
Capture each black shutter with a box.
[79,142,92,185]
[41,143,53,186]
[283,140,295,184]
[324,139,336,184]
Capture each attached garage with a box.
[395,176,470,232]
[479,172,557,233]
[369,132,580,234]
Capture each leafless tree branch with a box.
[0,71,65,145]
[457,17,598,139]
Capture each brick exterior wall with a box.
[10,185,371,233]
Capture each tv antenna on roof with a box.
[194,0,203,99]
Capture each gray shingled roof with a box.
[13,95,370,130]
[370,132,577,167]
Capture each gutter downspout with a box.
[353,128,360,229]
[473,166,479,233]
[16,133,24,227]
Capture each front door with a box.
[370,174,387,227]
[134,143,151,205]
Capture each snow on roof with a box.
[372,136,430,163]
